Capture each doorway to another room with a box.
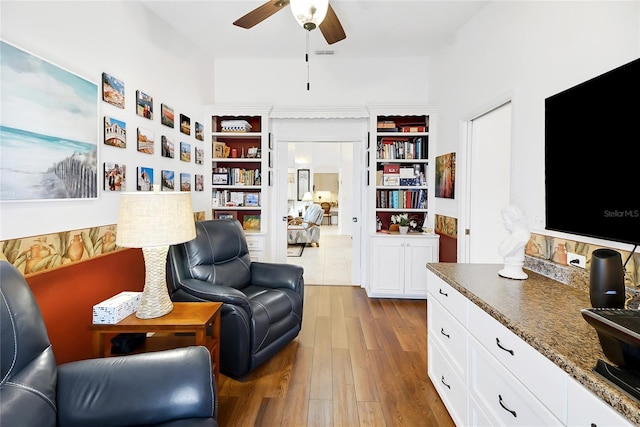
[286,224,352,285]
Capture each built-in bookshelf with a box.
[367,108,440,299]
[372,113,431,233]
[210,113,267,234]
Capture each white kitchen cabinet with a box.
[369,234,439,298]
[467,301,568,422]
[567,377,632,427]
[427,273,469,426]
[427,270,571,426]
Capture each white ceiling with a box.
[141,0,489,60]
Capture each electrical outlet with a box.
[567,252,587,269]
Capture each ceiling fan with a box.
[233,0,346,45]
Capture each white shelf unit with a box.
[369,110,433,234]
[210,111,269,237]
[366,108,439,298]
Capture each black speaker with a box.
[589,249,625,308]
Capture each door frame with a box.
[457,94,514,263]
[268,112,368,285]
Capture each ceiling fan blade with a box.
[319,4,346,45]
[233,0,289,29]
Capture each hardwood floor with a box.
[217,285,455,427]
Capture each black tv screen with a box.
[545,58,640,246]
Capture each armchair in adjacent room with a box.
[0,260,218,427]
[287,203,323,247]
[167,219,305,380]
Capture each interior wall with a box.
[429,0,639,250]
[213,57,430,105]
[0,1,214,241]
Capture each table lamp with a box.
[116,190,196,319]
[302,191,313,205]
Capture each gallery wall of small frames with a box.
[101,72,205,195]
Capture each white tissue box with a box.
[92,291,142,324]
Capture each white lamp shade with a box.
[290,0,329,30]
[116,191,196,248]
[302,191,314,202]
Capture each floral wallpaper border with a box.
[1,211,206,276]
[526,233,639,289]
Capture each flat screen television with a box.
[545,57,640,246]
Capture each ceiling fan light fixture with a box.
[290,0,329,31]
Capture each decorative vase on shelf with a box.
[399,225,409,235]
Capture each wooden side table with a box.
[88,302,222,387]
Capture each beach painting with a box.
[0,40,98,201]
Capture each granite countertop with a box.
[426,262,640,426]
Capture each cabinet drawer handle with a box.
[498,394,517,418]
[441,376,451,389]
[438,289,448,297]
[496,338,514,355]
[440,328,450,339]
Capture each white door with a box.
[462,102,512,263]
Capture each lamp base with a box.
[136,246,174,319]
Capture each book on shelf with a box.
[400,125,427,132]
[376,189,428,209]
[377,120,397,131]
[376,136,427,160]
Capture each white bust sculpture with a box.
[498,205,531,280]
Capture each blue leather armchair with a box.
[167,219,304,380]
[0,260,218,427]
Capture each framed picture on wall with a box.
[161,135,174,158]
[104,162,126,192]
[137,127,154,154]
[161,103,174,128]
[180,173,191,191]
[136,90,153,119]
[195,174,204,191]
[103,116,126,148]
[137,166,153,191]
[0,40,99,201]
[297,169,310,201]
[180,114,191,135]
[102,72,125,109]
[195,122,204,141]
[435,152,456,199]
[195,147,204,164]
[161,170,174,191]
[180,142,191,162]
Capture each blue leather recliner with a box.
[0,260,218,427]
[167,219,304,380]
